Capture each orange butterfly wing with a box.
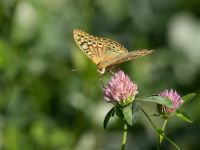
[73,29,154,74]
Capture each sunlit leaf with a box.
[175,110,193,123]
[103,106,115,129]
[136,96,173,108]
[122,105,132,126]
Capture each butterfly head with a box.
[97,63,106,75]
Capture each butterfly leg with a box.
[109,70,115,76]
[107,65,117,76]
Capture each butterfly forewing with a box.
[73,29,128,64]
[73,29,105,64]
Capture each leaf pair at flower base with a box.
[121,102,141,126]
[103,102,141,129]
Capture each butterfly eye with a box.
[97,64,105,74]
[97,67,105,74]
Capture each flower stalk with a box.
[121,122,128,150]
[161,119,168,141]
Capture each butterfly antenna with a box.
[69,67,96,72]
[70,68,86,72]
[69,68,87,72]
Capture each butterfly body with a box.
[73,29,154,74]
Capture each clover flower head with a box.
[159,89,183,114]
[103,70,138,106]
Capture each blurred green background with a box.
[0,0,200,150]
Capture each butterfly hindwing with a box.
[120,49,154,62]
[99,49,154,68]
[104,38,128,54]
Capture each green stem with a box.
[121,122,128,150]
[162,119,167,131]
[157,118,168,150]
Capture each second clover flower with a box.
[159,89,183,115]
[103,70,138,107]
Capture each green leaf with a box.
[136,96,173,108]
[122,105,133,126]
[103,107,115,129]
[182,93,196,104]
[175,110,193,123]
[132,101,140,125]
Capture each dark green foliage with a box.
[103,106,115,129]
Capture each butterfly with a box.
[73,29,154,75]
